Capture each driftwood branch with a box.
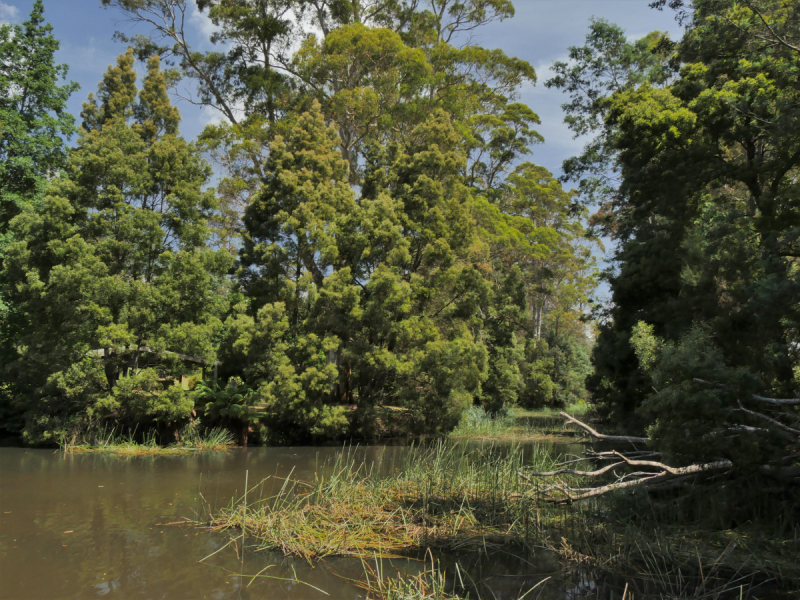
[523,414,741,503]
[752,394,800,407]
[532,457,734,503]
[560,412,649,444]
[611,451,733,476]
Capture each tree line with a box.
[0,0,596,445]
[2,0,796,475]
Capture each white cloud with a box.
[188,0,219,41]
[0,1,19,24]
[199,104,226,127]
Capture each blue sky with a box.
[4,0,684,294]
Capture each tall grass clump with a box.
[207,440,571,560]
[180,426,235,450]
[449,406,516,438]
[450,405,577,441]
[356,555,462,600]
[60,425,235,454]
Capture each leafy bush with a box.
[631,322,785,465]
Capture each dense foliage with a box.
[0,0,79,433]
[1,0,596,444]
[550,0,800,468]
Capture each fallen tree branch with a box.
[526,461,625,478]
[526,411,800,503]
[611,451,733,476]
[752,394,800,406]
[556,450,661,467]
[736,402,800,439]
[560,412,649,444]
[553,472,667,502]
[545,456,735,503]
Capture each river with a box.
[0,443,591,599]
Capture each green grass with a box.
[509,400,590,418]
[355,557,462,600]
[206,440,569,560]
[60,426,235,455]
[203,435,800,598]
[449,405,579,441]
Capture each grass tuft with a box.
[449,406,578,442]
[60,426,235,455]
[207,440,566,560]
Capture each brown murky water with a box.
[0,443,589,600]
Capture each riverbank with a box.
[204,418,800,598]
[60,427,235,455]
[448,405,588,442]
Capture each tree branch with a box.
[736,402,800,438]
[525,461,625,478]
[560,412,649,444]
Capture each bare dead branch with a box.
[560,412,649,444]
[736,402,800,438]
[693,378,800,405]
[752,394,800,406]
[553,472,667,502]
[525,461,625,478]
[611,451,733,476]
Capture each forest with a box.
[1,0,601,446]
[2,0,800,597]
[1,0,799,491]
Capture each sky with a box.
[3,0,686,292]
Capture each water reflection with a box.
[0,442,587,600]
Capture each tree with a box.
[102,0,540,247]
[1,51,232,443]
[550,1,800,427]
[70,1,599,439]
[0,0,78,233]
[0,0,79,433]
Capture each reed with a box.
[207,440,572,560]
[449,406,576,441]
[60,426,235,455]
[355,554,462,600]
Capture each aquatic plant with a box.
[60,425,234,455]
[207,441,567,560]
[355,554,463,600]
[449,405,576,441]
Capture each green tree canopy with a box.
[550,0,800,464]
[1,51,232,443]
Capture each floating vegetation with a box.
[60,427,235,455]
[206,441,567,561]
